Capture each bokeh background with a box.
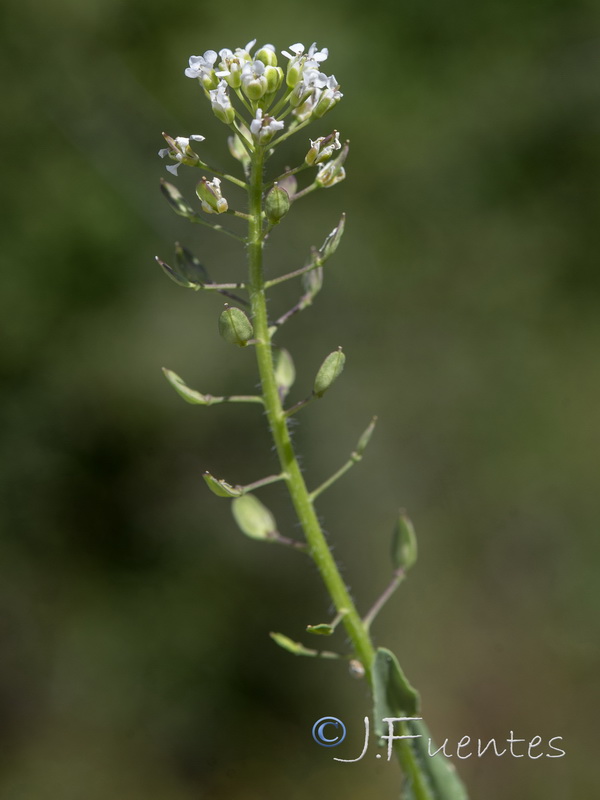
[1,0,599,797]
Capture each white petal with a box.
[184,67,199,78]
[166,164,180,175]
[245,39,257,51]
[190,134,205,142]
[158,148,169,158]
[204,50,218,64]
[289,43,305,54]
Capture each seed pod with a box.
[175,243,209,284]
[274,348,295,399]
[218,304,253,346]
[355,416,378,456]
[232,494,277,540]
[203,471,243,497]
[313,347,346,398]
[155,256,196,289]
[306,623,334,636]
[319,214,346,262]
[390,510,418,572]
[265,184,290,225]
[162,368,211,404]
[159,179,196,220]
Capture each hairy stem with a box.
[246,144,432,800]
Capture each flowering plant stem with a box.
[247,144,432,800]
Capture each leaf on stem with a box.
[402,718,470,800]
[372,647,420,740]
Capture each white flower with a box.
[185,51,218,86]
[158,133,205,175]
[196,176,228,214]
[216,41,256,88]
[250,108,284,144]
[209,80,235,124]
[281,42,328,65]
[281,42,329,88]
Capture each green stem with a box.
[246,144,432,800]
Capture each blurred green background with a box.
[1,0,599,797]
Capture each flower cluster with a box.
[158,40,347,209]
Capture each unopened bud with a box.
[218,304,254,346]
[255,44,278,66]
[264,65,283,93]
[265,184,290,224]
[390,510,418,572]
[313,347,346,397]
[232,494,277,540]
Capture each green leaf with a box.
[232,494,277,540]
[203,471,243,498]
[402,718,469,800]
[372,647,420,740]
[162,368,211,404]
[313,347,346,397]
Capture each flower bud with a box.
[232,494,277,540]
[218,304,254,346]
[196,177,228,214]
[264,65,284,94]
[203,471,243,497]
[265,184,290,225]
[390,511,418,572]
[256,44,278,66]
[209,80,235,124]
[313,347,345,397]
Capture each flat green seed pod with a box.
[232,494,277,540]
[313,347,346,397]
[203,471,242,498]
[305,623,334,636]
[274,348,295,398]
[218,305,254,346]
[391,511,418,572]
[265,184,290,224]
[162,368,210,404]
[160,179,196,219]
